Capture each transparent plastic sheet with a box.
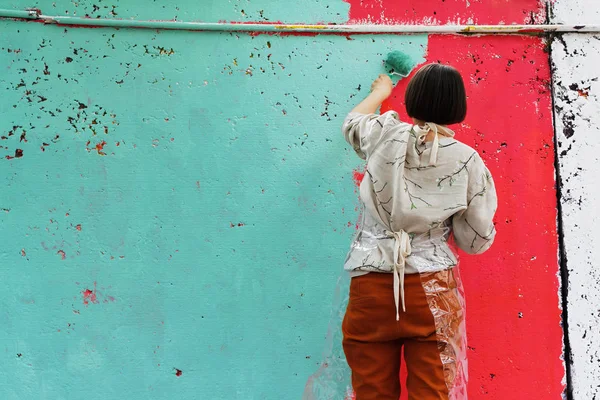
[303,227,468,400]
[419,267,468,400]
[411,229,468,400]
[407,227,469,400]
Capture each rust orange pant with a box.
[342,272,458,400]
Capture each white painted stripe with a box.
[552,33,600,400]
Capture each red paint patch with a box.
[344,0,547,24]
[174,368,183,377]
[352,170,364,187]
[82,282,98,305]
[75,224,82,231]
[82,289,97,304]
[57,250,66,260]
[95,141,107,155]
[21,249,26,257]
[381,35,563,399]
[81,282,115,305]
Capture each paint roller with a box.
[384,50,417,80]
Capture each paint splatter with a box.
[82,289,97,305]
[5,149,23,160]
[57,250,66,260]
[75,224,82,231]
[352,170,365,187]
[174,368,183,377]
[82,282,98,305]
[104,296,116,303]
[95,141,107,155]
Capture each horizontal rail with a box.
[1,8,599,34]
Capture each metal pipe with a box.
[0,8,40,20]
[1,8,599,34]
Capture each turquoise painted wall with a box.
[6,0,350,23]
[0,7,427,398]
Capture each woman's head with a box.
[405,63,467,125]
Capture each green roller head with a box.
[385,51,416,78]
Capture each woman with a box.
[341,64,497,400]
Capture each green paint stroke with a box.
[0,20,427,400]
[6,0,350,24]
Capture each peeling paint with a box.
[553,0,600,25]
[552,32,600,400]
[345,0,549,25]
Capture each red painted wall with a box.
[377,35,563,399]
[346,0,549,24]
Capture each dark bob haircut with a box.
[405,63,467,125]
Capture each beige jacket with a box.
[342,111,497,318]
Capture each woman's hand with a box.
[371,74,393,100]
[350,74,394,115]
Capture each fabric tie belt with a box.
[385,229,412,321]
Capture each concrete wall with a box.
[2,0,596,399]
